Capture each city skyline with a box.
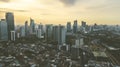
[0,10,120,67]
[0,0,120,25]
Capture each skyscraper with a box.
[46,24,53,41]
[20,26,25,37]
[25,21,29,36]
[30,18,35,34]
[36,29,42,38]
[53,26,59,42]
[6,12,15,40]
[66,22,71,32]
[73,20,78,33]
[58,25,66,45]
[81,21,86,27]
[38,23,44,35]
[0,19,8,41]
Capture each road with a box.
[91,39,120,66]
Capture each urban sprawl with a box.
[0,12,120,67]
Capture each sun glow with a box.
[20,0,36,3]
[0,0,120,25]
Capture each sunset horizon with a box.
[0,0,120,67]
[0,0,120,25]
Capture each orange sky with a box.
[0,0,120,25]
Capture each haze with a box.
[0,0,120,25]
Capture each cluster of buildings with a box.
[0,12,120,67]
[0,12,15,41]
[1,12,120,42]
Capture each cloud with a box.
[0,8,28,13]
[0,0,10,2]
[59,0,77,6]
[86,0,120,10]
[86,4,108,10]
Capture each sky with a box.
[0,0,120,25]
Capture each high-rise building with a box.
[46,24,53,41]
[93,23,99,31]
[75,38,84,48]
[6,12,15,40]
[73,20,78,33]
[25,21,29,36]
[36,29,42,38]
[53,26,59,42]
[81,21,86,27]
[30,18,35,34]
[11,31,15,41]
[17,33,20,38]
[66,22,71,32]
[38,23,44,35]
[20,26,25,37]
[58,25,66,45]
[0,19,8,41]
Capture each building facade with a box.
[36,29,42,38]
[30,18,35,34]
[6,12,15,40]
[58,25,66,45]
[0,19,8,41]
[25,21,29,36]
[46,24,53,41]
[73,20,78,33]
[67,22,71,32]
[53,26,59,42]
[11,31,15,41]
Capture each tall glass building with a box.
[58,25,66,45]
[53,26,59,42]
[6,12,15,40]
[25,21,29,36]
[73,20,78,33]
[0,19,8,41]
[67,22,71,32]
[30,18,35,34]
[45,24,53,40]
[38,23,44,35]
